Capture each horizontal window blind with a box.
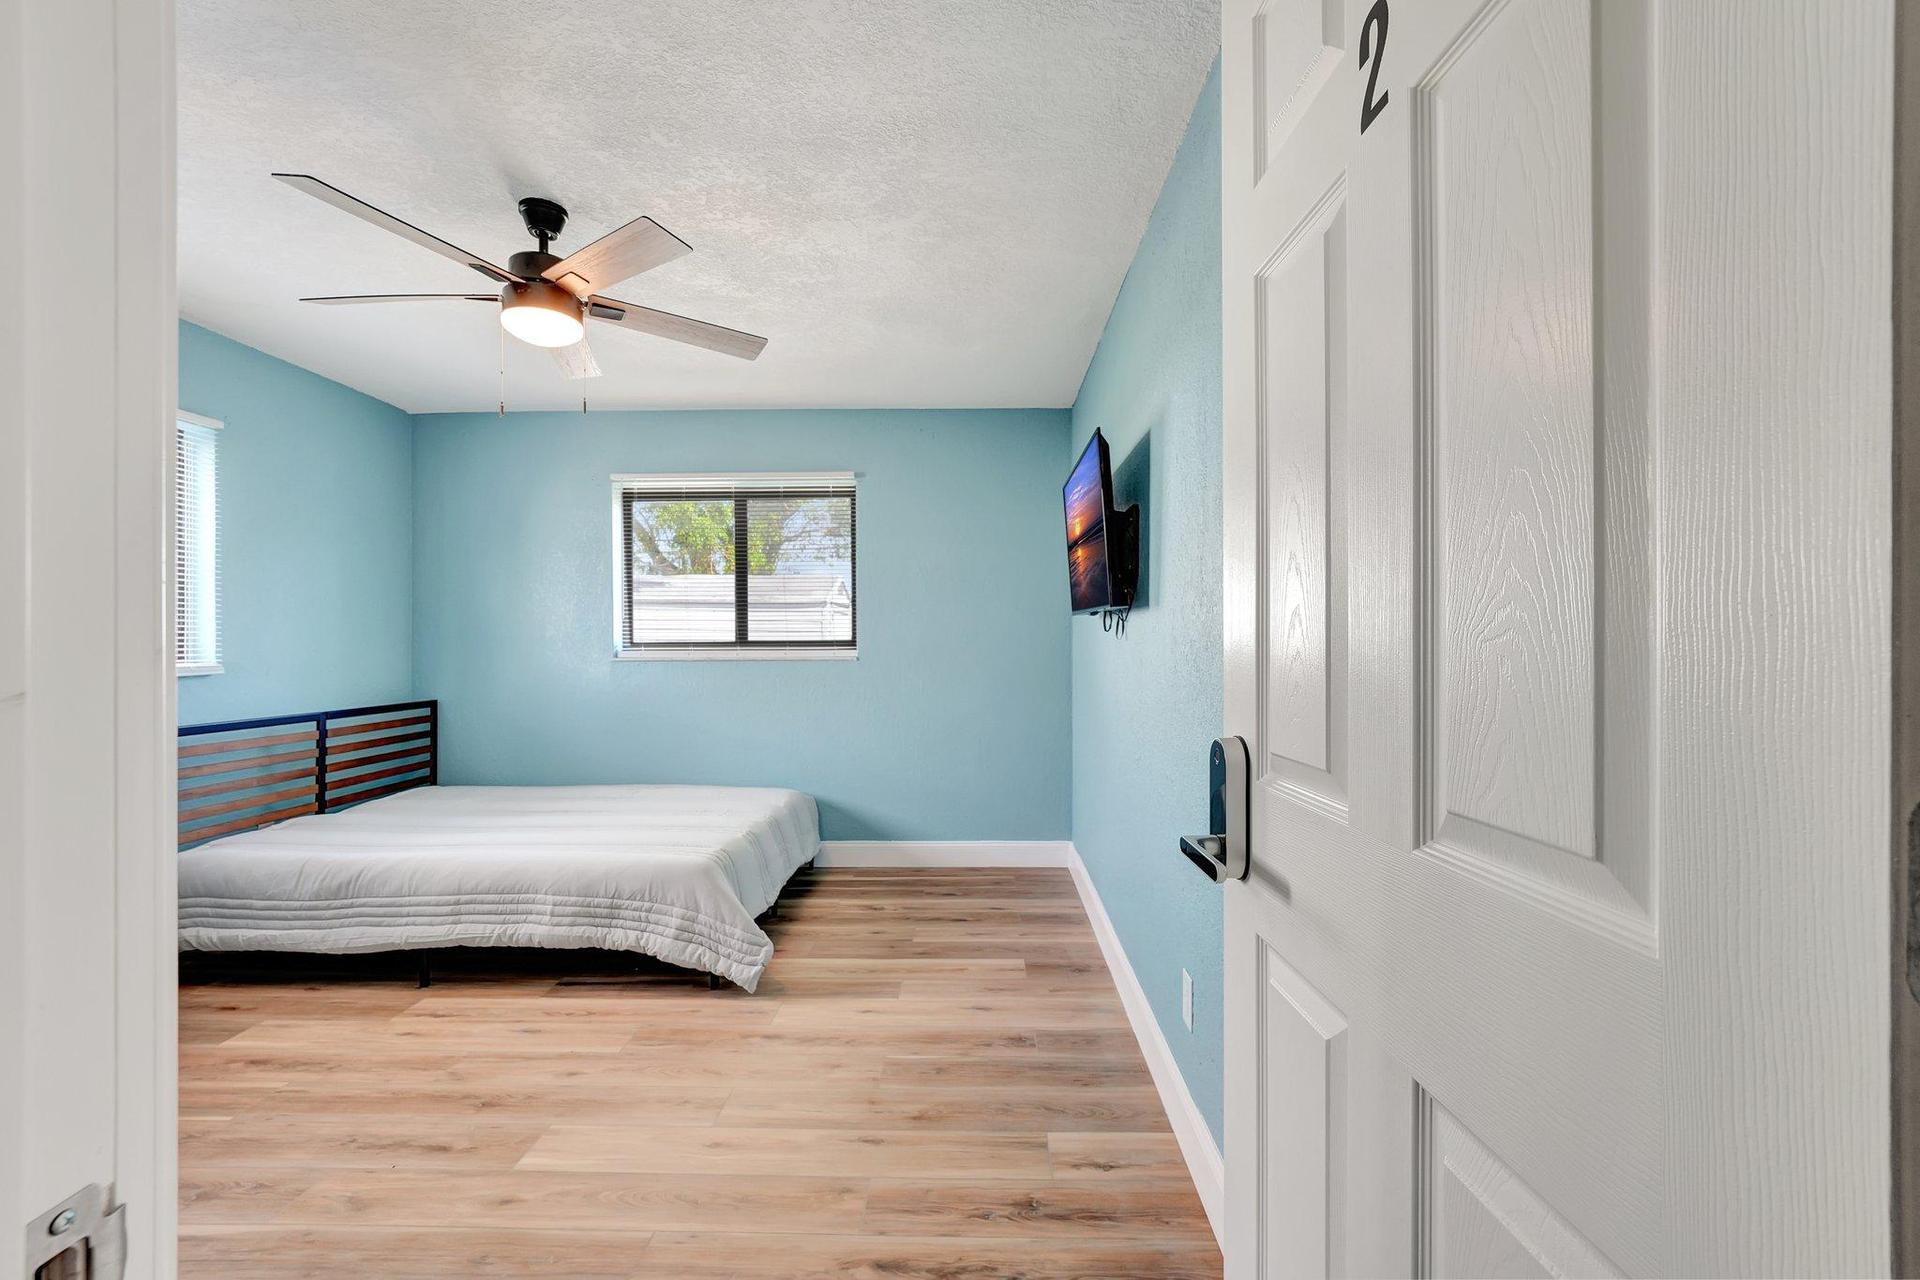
[175,415,222,673]
[615,473,855,658]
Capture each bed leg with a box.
[707,972,722,991]
[417,953,432,989]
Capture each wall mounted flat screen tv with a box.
[1064,429,1137,615]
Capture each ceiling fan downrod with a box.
[517,196,568,257]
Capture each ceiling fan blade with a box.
[542,216,691,298]
[549,338,602,380]
[273,174,521,284]
[300,293,498,304]
[587,295,768,361]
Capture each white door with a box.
[1220,1,1894,1275]
[2,0,176,1274]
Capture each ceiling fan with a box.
[273,173,768,381]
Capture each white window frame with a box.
[611,471,858,662]
[175,409,223,676]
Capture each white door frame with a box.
[2,0,177,1272]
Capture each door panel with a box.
[1254,0,1344,180]
[1417,1095,1620,1280]
[1222,0,1893,1275]
[1419,0,1598,868]
[1259,185,1348,814]
[1414,0,1655,939]
[1255,944,1347,1279]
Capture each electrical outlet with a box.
[1181,969,1194,1031]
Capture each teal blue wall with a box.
[410,408,1072,841]
[176,322,414,724]
[1069,64,1223,1143]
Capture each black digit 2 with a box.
[1359,0,1390,133]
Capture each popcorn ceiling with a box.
[177,0,1218,412]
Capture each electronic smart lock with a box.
[1179,736,1249,883]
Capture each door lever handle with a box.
[1180,834,1232,881]
[1179,736,1249,883]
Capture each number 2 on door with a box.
[1359,0,1389,133]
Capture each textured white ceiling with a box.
[178,0,1217,412]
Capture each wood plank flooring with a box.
[178,866,1222,1278]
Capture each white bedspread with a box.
[178,784,820,991]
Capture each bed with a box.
[176,701,820,991]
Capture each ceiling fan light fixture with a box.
[499,280,585,348]
[276,175,767,363]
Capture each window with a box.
[175,412,222,675]
[615,473,856,659]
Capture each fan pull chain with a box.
[498,322,506,416]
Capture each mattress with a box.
[177,784,820,991]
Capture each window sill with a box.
[176,663,224,678]
[615,648,858,663]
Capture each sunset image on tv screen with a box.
[1065,440,1109,612]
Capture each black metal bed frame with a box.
[176,698,807,989]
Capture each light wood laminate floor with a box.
[178,866,1222,1278]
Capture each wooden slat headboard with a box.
[178,699,438,847]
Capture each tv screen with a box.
[1064,432,1112,613]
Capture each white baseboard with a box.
[1067,843,1225,1245]
[814,841,1072,868]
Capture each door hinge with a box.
[23,1185,124,1280]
